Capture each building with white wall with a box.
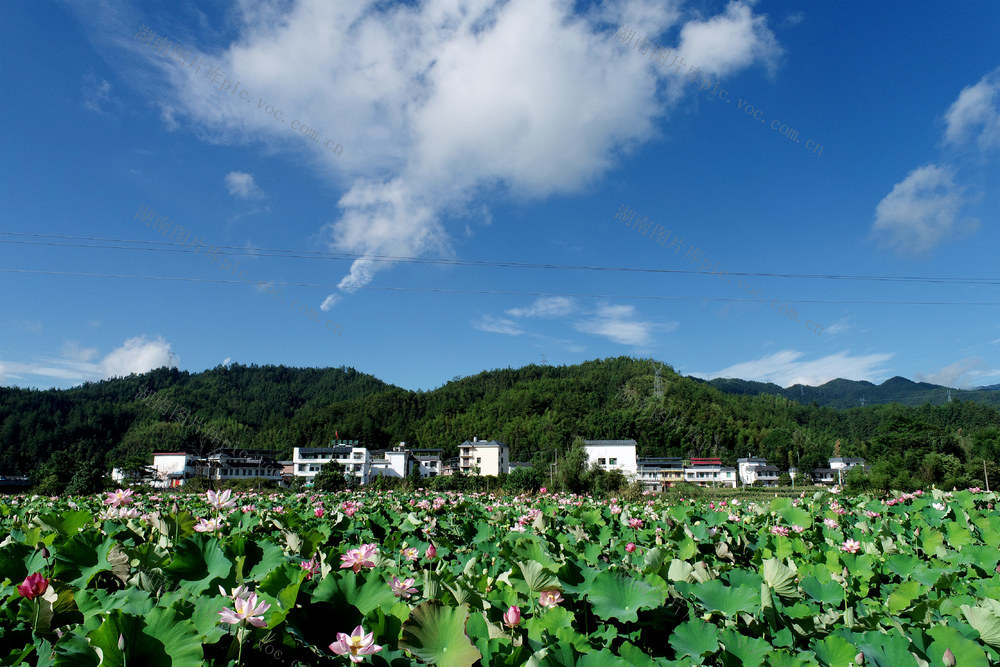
[140,449,282,488]
[583,439,639,477]
[736,456,780,487]
[459,438,509,475]
[684,457,737,488]
[293,440,370,484]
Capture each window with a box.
[609,458,617,465]
[476,458,481,464]
[598,458,606,465]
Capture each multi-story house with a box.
[736,456,781,487]
[814,457,868,485]
[458,438,509,475]
[636,457,685,490]
[293,439,369,484]
[368,444,443,480]
[684,457,737,488]
[143,449,283,488]
[584,440,639,477]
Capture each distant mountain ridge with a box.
[703,375,1000,409]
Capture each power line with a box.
[2,267,1000,306]
[2,231,1000,286]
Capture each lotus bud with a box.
[943,648,956,666]
[40,545,50,559]
[425,543,437,559]
[172,502,179,515]
[855,653,864,664]
[503,605,521,628]
[118,634,126,652]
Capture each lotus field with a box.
[2,486,1000,666]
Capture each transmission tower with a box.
[654,362,663,400]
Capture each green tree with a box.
[313,465,348,492]
[556,438,589,493]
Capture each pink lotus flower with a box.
[104,488,134,507]
[315,507,325,518]
[401,547,419,562]
[625,542,636,553]
[610,504,622,515]
[628,518,644,529]
[194,517,223,533]
[770,525,790,536]
[206,489,236,510]
[390,576,418,599]
[538,589,564,608]
[841,539,861,554]
[330,625,383,663]
[539,487,547,494]
[301,557,320,580]
[824,518,838,529]
[425,543,437,559]
[503,605,521,628]
[791,525,805,533]
[218,591,270,628]
[219,584,251,601]
[17,573,49,600]
[342,501,360,517]
[340,544,378,573]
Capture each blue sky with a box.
[2,0,999,392]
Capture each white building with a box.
[369,445,442,480]
[458,438,509,475]
[293,440,370,484]
[583,440,639,477]
[139,449,282,488]
[815,457,868,485]
[736,456,780,487]
[684,457,737,488]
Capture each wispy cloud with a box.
[870,164,978,255]
[82,73,113,113]
[506,296,575,318]
[225,171,264,199]
[61,341,98,363]
[915,357,1000,389]
[0,336,177,388]
[573,303,674,347]
[473,316,524,336]
[699,349,894,387]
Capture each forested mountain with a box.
[1,358,998,491]
[704,375,1000,409]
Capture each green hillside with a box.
[1,357,998,493]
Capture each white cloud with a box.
[117,0,778,300]
[320,294,341,311]
[99,336,177,379]
[824,318,850,335]
[701,349,894,387]
[871,164,978,254]
[915,357,999,389]
[222,357,232,366]
[676,1,782,80]
[82,73,112,113]
[61,341,98,363]
[944,68,1000,152]
[506,296,575,318]
[573,303,674,347]
[473,316,524,336]
[225,171,264,199]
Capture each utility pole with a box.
[985,459,991,493]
